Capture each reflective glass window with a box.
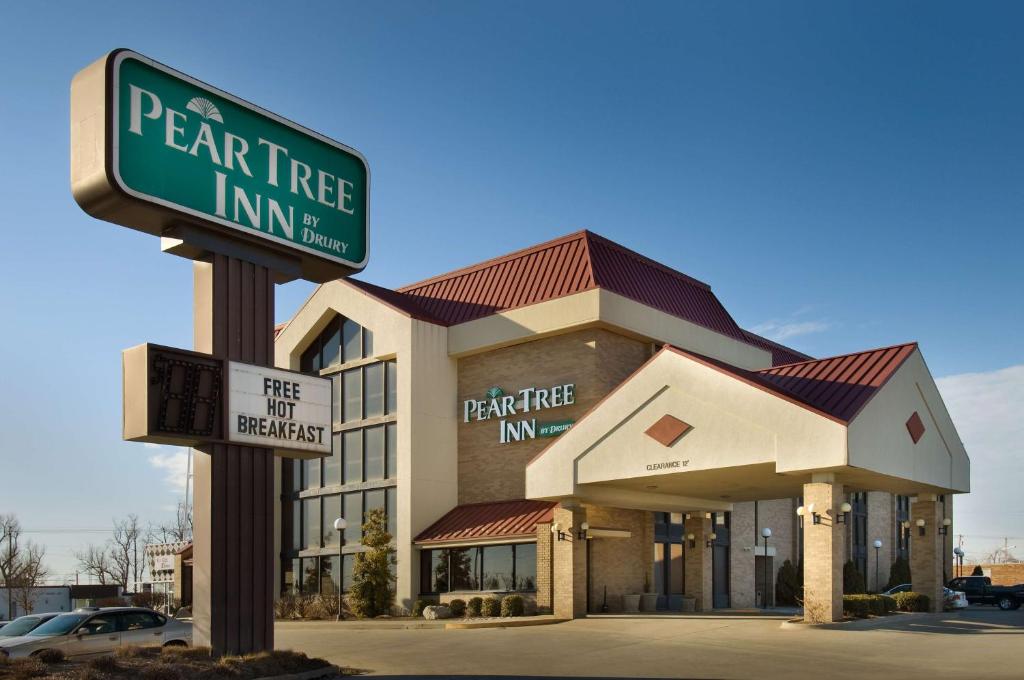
[300,557,319,594]
[343,368,362,422]
[322,494,341,548]
[302,497,321,549]
[364,426,385,481]
[343,492,362,544]
[362,327,374,358]
[386,423,397,479]
[321,318,341,369]
[364,363,384,418]
[385,360,397,414]
[324,434,341,486]
[343,430,362,484]
[321,555,339,595]
[386,487,397,538]
[342,319,362,363]
[482,545,514,591]
[449,548,479,591]
[514,543,537,591]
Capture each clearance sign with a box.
[71,49,369,281]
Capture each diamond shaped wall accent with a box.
[906,411,926,444]
[645,415,692,447]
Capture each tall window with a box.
[283,315,399,598]
[851,493,868,581]
[420,544,537,594]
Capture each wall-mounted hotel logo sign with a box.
[463,384,576,444]
[71,49,369,283]
[122,343,330,459]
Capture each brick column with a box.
[803,475,844,623]
[535,522,553,613]
[911,495,944,613]
[552,504,587,619]
[683,514,713,611]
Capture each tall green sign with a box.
[71,50,369,281]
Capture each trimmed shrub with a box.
[500,594,525,617]
[775,559,802,606]
[843,560,866,594]
[467,596,483,617]
[481,596,501,617]
[412,599,431,617]
[34,648,64,664]
[349,509,397,618]
[885,557,912,590]
[842,594,896,618]
[448,598,467,617]
[971,565,984,576]
[893,591,930,612]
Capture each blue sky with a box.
[1,2,1021,580]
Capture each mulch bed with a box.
[0,646,352,680]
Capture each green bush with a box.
[842,594,896,618]
[886,557,912,590]
[448,598,467,617]
[467,596,483,617]
[349,508,396,618]
[500,594,525,617]
[481,596,501,617]
[775,559,802,605]
[843,560,866,594]
[971,565,984,576]
[412,599,431,617]
[893,591,930,612]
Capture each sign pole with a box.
[192,254,275,656]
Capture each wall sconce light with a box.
[807,503,822,525]
[836,502,852,524]
[916,518,926,536]
[705,532,717,548]
[687,533,696,549]
[938,518,951,535]
[577,522,590,540]
[795,505,805,527]
[551,522,568,542]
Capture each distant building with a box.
[1,587,71,621]
[143,541,190,613]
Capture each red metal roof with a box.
[665,342,918,423]
[415,499,556,544]
[755,343,918,422]
[387,230,749,344]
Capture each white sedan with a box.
[0,607,191,660]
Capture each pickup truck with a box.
[947,576,1024,610]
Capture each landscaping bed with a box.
[0,646,346,680]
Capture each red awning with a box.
[415,499,556,545]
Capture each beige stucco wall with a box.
[273,280,458,612]
[847,349,970,493]
[584,505,653,612]
[458,328,650,504]
[528,348,848,502]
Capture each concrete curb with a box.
[779,611,939,631]
[445,617,569,630]
[255,665,342,680]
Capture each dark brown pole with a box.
[192,254,275,656]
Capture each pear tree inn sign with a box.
[71,49,369,282]
[123,343,331,459]
[463,384,576,444]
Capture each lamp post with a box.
[873,540,882,592]
[938,518,951,585]
[953,546,964,578]
[761,527,772,609]
[333,517,347,621]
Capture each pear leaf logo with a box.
[486,386,504,399]
[186,96,224,123]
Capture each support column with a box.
[552,504,587,619]
[803,475,844,623]
[683,514,712,611]
[910,494,944,613]
[535,521,553,613]
[192,255,276,655]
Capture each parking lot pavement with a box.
[277,607,1024,679]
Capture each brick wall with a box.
[585,505,652,612]
[959,563,1024,585]
[457,328,650,504]
[536,522,553,612]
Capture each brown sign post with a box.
[71,50,368,656]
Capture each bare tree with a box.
[11,543,48,615]
[109,515,142,591]
[148,502,192,544]
[75,544,115,585]
[1,514,23,620]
